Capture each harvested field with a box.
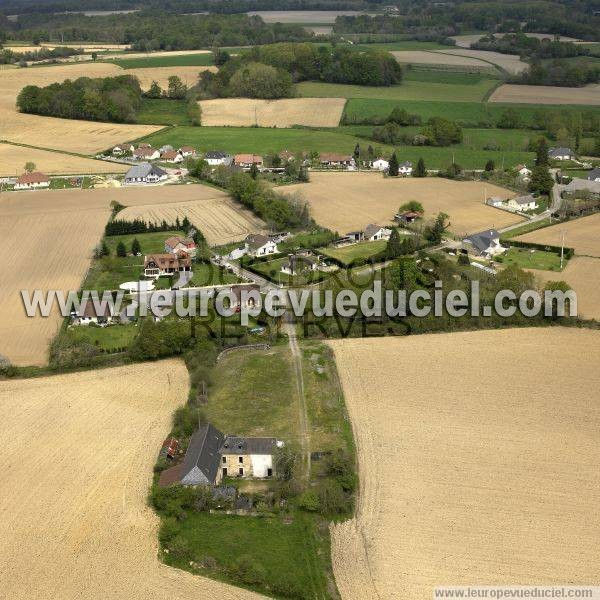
[329,328,600,600]
[434,48,528,74]
[0,189,111,366]
[392,50,491,67]
[282,172,521,235]
[114,185,266,245]
[530,257,600,321]
[0,62,161,153]
[199,97,346,127]
[127,66,216,90]
[0,142,129,176]
[0,361,264,600]
[246,10,374,22]
[516,212,600,256]
[490,83,600,105]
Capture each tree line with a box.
[0,45,82,65]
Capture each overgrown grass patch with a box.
[319,240,387,266]
[69,323,138,351]
[137,98,192,126]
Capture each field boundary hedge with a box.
[507,239,575,259]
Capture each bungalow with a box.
[364,224,392,241]
[205,151,233,166]
[133,146,160,161]
[486,196,506,208]
[462,229,505,257]
[320,153,354,168]
[398,161,413,176]
[515,164,532,179]
[234,154,264,169]
[165,235,197,256]
[245,233,278,257]
[124,163,168,185]
[14,171,50,190]
[372,158,389,171]
[160,423,282,487]
[112,143,134,155]
[563,177,600,197]
[506,194,538,212]
[143,253,192,278]
[587,168,600,183]
[549,147,575,161]
[160,150,184,164]
[395,211,420,224]
[71,298,115,326]
[281,254,318,276]
[179,146,197,158]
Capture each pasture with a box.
[490,84,600,106]
[0,62,161,153]
[515,212,600,257]
[199,97,345,127]
[282,172,521,235]
[0,190,111,366]
[329,328,600,600]
[0,361,263,600]
[0,143,129,176]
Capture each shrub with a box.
[317,479,349,516]
[158,517,179,545]
[298,490,320,512]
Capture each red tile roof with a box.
[16,171,49,185]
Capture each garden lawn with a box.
[105,230,185,255]
[69,323,138,351]
[162,511,331,599]
[83,256,144,292]
[297,78,499,103]
[501,247,563,271]
[319,240,387,265]
[187,263,241,287]
[248,257,327,286]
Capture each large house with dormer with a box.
[143,253,192,278]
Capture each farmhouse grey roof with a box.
[125,163,167,180]
[245,233,271,249]
[283,254,316,273]
[220,436,277,455]
[512,194,536,205]
[549,147,574,157]
[205,150,230,159]
[180,423,224,485]
[587,168,600,181]
[364,224,385,238]
[564,177,600,195]
[464,229,499,254]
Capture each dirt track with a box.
[329,329,600,599]
[282,172,521,235]
[0,361,265,600]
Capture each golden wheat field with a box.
[434,48,528,74]
[0,361,265,600]
[0,142,129,176]
[116,185,266,246]
[0,63,161,153]
[199,97,346,127]
[127,66,216,91]
[0,190,111,366]
[490,84,600,105]
[282,172,521,235]
[391,50,490,67]
[516,212,600,256]
[530,257,600,321]
[329,328,600,600]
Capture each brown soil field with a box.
[0,142,129,176]
[329,328,600,600]
[0,62,162,153]
[127,66,216,90]
[199,97,345,127]
[116,185,266,246]
[516,212,600,256]
[490,83,600,105]
[282,172,521,235]
[0,361,265,600]
[434,48,528,73]
[0,189,111,366]
[392,50,490,67]
[530,256,600,321]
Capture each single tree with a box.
[385,228,402,259]
[91,52,98,61]
[388,152,399,176]
[249,163,259,180]
[353,143,361,163]
[24,161,36,173]
[116,241,127,257]
[167,75,187,99]
[485,159,495,172]
[529,164,554,195]
[131,238,141,255]
[146,80,162,99]
[387,256,419,291]
[414,157,426,178]
[535,137,550,167]
[424,212,450,244]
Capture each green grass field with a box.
[500,246,563,271]
[83,256,144,292]
[298,78,499,103]
[105,230,185,254]
[111,53,214,69]
[136,98,192,126]
[319,240,387,265]
[69,323,138,351]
